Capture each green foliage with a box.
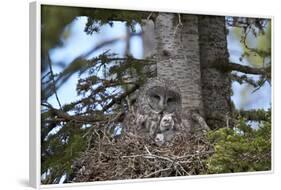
[206,111,271,174]
[84,9,145,34]
[41,5,152,101]
[41,122,88,184]
[41,5,149,73]
[228,18,271,68]
[41,5,83,60]
[41,6,154,183]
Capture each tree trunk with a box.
[198,16,233,129]
[153,14,232,129]
[154,13,204,113]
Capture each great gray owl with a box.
[159,113,175,132]
[155,113,176,146]
[124,77,190,144]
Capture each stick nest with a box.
[71,129,213,182]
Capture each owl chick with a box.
[155,113,176,146]
[155,129,176,146]
[159,113,175,132]
[155,133,165,146]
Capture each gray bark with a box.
[143,14,232,129]
[198,16,232,129]
[142,20,157,58]
[154,13,204,113]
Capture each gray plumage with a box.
[124,77,191,143]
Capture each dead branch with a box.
[228,62,270,76]
[42,103,109,123]
[231,73,259,87]
[208,58,271,80]
[102,84,140,112]
[47,54,62,110]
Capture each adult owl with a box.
[124,77,189,142]
[138,78,182,114]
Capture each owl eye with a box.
[167,97,174,103]
[152,94,160,100]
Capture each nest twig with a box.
[70,128,213,182]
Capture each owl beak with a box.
[159,98,167,112]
